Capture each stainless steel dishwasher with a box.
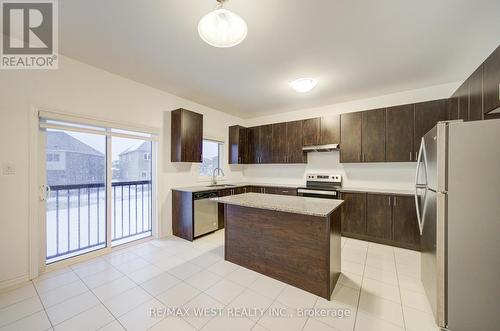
[193,191,219,237]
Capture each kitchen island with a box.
[215,193,343,300]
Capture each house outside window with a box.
[200,139,223,177]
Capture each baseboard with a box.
[342,233,421,251]
[0,274,31,293]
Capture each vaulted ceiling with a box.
[59,0,500,118]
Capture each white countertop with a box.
[172,182,299,193]
[213,193,344,217]
[338,187,414,196]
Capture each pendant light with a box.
[198,0,248,48]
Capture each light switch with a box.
[2,163,16,175]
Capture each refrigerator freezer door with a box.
[446,119,500,331]
[423,122,448,192]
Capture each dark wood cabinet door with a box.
[414,99,447,156]
[446,97,459,121]
[483,45,500,114]
[183,110,203,162]
[321,115,340,145]
[386,104,414,162]
[228,126,247,164]
[171,109,203,163]
[457,82,470,121]
[247,126,260,164]
[302,118,321,146]
[362,109,386,162]
[340,112,362,162]
[260,124,273,164]
[392,195,420,250]
[341,192,366,235]
[469,66,484,121]
[286,120,306,163]
[239,128,248,164]
[366,194,392,240]
[228,126,239,164]
[272,122,287,163]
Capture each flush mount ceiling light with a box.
[198,0,248,48]
[290,78,318,93]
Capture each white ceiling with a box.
[59,0,500,118]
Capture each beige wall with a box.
[0,55,244,289]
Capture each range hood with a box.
[302,144,339,152]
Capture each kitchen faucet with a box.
[212,167,225,185]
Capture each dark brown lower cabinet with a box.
[341,191,421,250]
[366,194,392,240]
[341,192,367,235]
[391,196,420,250]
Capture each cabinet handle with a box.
[394,197,397,206]
[388,196,391,206]
[363,153,366,162]
[415,152,417,161]
[410,152,412,161]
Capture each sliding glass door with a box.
[111,137,152,246]
[44,128,107,264]
[39,117,156,265]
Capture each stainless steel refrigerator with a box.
[415,119,500,331]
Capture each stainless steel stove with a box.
[297,173,342,199]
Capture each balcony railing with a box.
[46,180,152,263]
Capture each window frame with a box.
[199,138,224,180]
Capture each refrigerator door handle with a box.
[414,137,428,235]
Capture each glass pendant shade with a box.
[198,8,248,48]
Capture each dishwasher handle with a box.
[193,191,218,200]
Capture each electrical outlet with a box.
[2,163,16,175]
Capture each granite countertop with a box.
[172,182,300,193]
[213,193,344,217]
[338,187,414,196]
[172,183,414,196]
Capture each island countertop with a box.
[214,192,343,217]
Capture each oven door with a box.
[297,188,338,199]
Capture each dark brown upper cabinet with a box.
[247,126,260,164]
[366,194,392,240]
[341,192,366,236]
[414,99,448,157]
[483,45,500,114]
[456,81,470,121]
[469,66,484,121]
[272,122,287,163]
[320,115,340,145]
[259,124,273,164]
[302,118,321,146]
[386,104,414,162]
[247,125,273,164]
[340,112,362,162]
[446,97,459,121]
[286,120,307,163]
[171,108,203,163]
[361,109,386,162]
[228,125,247,164]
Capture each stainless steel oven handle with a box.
[297,189,337,196]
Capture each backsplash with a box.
[243,151,415,190]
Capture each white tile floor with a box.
[0,231,440,331]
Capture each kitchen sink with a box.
[207,184,237,188]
